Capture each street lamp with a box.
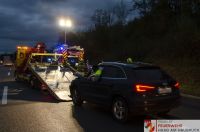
[59,18,72,45]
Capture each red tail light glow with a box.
[135,84,155,92]
[174,82,180,89]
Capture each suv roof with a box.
[99,61,159,69]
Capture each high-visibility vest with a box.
[95,67,103,76]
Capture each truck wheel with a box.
[72,88,83,106]
[15,75,20,81]
[112,97,129,122]
[14,72,21,81]
[30,79,35,89]
[30,78,36,89]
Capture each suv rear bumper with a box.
[129,96,181,115]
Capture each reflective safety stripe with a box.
[62,49,68,63]
[63,54,68,58]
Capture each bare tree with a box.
[133,0,156,16]
[113,0,130,25]
[91,9,114,28]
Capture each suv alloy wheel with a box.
[112,97,128,122]
[72,88,83,106]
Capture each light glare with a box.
[59,19,66,27]
[66,20,72,27]
[59,18,72,28]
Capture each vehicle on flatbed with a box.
[69,62,181,122]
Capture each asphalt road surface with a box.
[0,65,200,132]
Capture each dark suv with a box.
[70,62,181,122]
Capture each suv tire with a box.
[72,88,83,106]
[112,97,129,122]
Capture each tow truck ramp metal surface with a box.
[28,53,77,101]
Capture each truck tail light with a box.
[174,82,180,89]
[135,84,155,92]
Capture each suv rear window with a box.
[101,66,126,78]
[126,67,170,81]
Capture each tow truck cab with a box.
[16,46,33,68]
[15,43,46,82]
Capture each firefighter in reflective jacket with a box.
[94,67,103,76]
[89,66,103,81]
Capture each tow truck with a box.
[14,43,77,101]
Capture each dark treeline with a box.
[65,0,200,95]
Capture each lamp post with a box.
[59,18,72,45]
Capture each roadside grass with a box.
[145,58,200,96]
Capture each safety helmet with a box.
[127,58,133,63]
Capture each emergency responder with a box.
[94,67,103,76]
[89,66,103,81]
[76,60,86,72]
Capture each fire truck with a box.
[54,45,84,65]
[53,45,86,73]
[14,42,76,101]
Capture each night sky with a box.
[0,0,131,52]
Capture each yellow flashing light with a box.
[23,47,28,50]
[17,46,29,50]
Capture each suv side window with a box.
[101,66,126,79]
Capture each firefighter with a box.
[76,60,85,72]
[94,67,103,76]
[88,66,103,81]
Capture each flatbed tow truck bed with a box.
[27,53,77,101]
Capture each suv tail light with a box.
[135,84,155,92]
[174,82,180,89]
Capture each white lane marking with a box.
[2,86,8,105]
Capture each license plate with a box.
[158,87,172,94]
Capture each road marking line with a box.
[2,86,8,105]
[181,93,200,100]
